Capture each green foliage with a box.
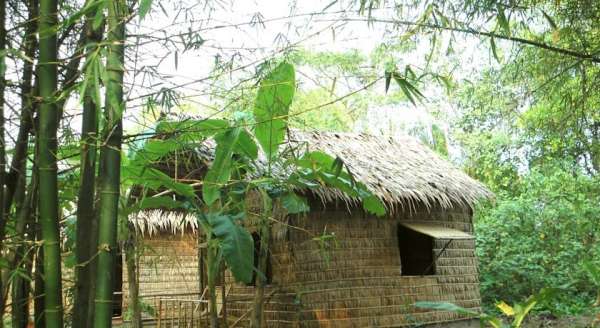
[475,167,600,315]
[416,288,559,328]
[253,62,296,160]
[125,62,386,291]
[289,89,354,132]
[203,127,242,205]
[205,213,254,284]
[281,193,310,214]
[292,150,386,216]
[138,0,153,20]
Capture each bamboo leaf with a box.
[490,37,500,63]
[123,165,195,199]
[61,0,106,30]
[496,5,510,35]
[93,5,104,30]
[393,75,424,106]
[253,62,295,160]
[384,70,392,93]
[139,0,153,20]
[541,10,557,29]
[322,0,338,11]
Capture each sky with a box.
[57,0,501,160]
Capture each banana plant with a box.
[125,62,385,328]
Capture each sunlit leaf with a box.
[253,62,295,160]
[496,301,515,316]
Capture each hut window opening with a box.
[397,224,435,276]
[247,232,272,286]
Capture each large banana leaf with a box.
[206,213,254,284]
[203,127,242,205]
[253,62,295,161]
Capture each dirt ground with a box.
[520,315,596,328]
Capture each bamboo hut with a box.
[121,131,492,327]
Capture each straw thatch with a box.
[130,210,198,236]
[164,130,491,209]
[286,131,492,212]
[130,130,492,234]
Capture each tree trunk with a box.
[38,0,63,325]
[1,0,38,321]
[250,195,272,328]
[250,223,271,328]
[207,244,220,328]
[0,1,6,323]
[93,0,126,326]
[3,0,37,216]
[11,176,38,328]
[0,0,7,236]
[73,2,103,326]
[34,227,45,328]
[124,223,141,328]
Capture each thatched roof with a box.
[130,131,492,234]
[286,131,492,212]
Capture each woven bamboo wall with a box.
[127,201,480,327]
[239,201,482,327]
[121,232,200,315]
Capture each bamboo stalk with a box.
[10,173,38,328]
[93,0,126,326]
[73,0,104,324]
[37,0,63,325]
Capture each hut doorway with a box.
[248,232,272,286]
[397,224,435,275]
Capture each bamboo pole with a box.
[73,0,104,325]
[0,0,7,323]
[37,0,63,325]
[93,0,126,326]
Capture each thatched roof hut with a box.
[121,131,492,327]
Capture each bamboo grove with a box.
[0,0,132,326]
